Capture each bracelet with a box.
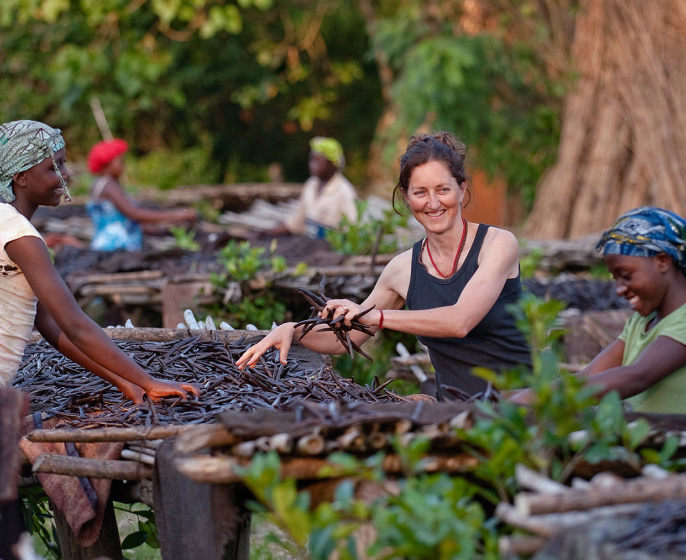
[378,310,384,330]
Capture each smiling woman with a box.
[511,207,686,413]
[238,131,533,399]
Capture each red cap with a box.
[87,139,128,173]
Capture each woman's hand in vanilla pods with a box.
[320,299,380,327]
[237,322,297,369]
[142,378,200,401]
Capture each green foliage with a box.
[210,240,287,328]
[224,292,287,331]
[374,2,563,207]
[115,503,161,552]
[519,247,543,278]
[21,486,60,558]
[169,226,201,251]
[126,143,222,189]
[325,200,408,256]
[213,240,286,283]
[0,0,381,187]
[238,450,497,560]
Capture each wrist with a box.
[378,310,384,329]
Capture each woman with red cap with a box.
[87,139,196,251]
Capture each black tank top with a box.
[406,224,532,400]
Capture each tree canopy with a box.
[1,0,566,204]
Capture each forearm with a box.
[373,307,472,338]
[583,366,649,400]
[129,207,190,224]
[63,324,155,389]
[49,331,141,391]
[293,323,373,355]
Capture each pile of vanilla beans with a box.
[12,335,401,430]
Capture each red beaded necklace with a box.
[426,218,468,278]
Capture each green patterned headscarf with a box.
[310,137,345,168]
[0,120,70,203]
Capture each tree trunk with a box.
[525,0,686,239]
[358,0,403,197]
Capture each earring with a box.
[0,182,16,203]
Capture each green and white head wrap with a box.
[310,137,345,168]
[0,120,70,203]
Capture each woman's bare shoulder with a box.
[377,248,413,289]
[482,226,519,253]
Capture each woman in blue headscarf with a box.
[512,206,686,413]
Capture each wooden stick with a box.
[173,424,236,455]
[496,501,644,537]
[30,327,271,344]
[515,473,686,516]
[175,452,479,484]
[120,449,156,466]
[515,464,568,494]
[27,425,199,443]
[498,535,546,557]
[33,454,153,480]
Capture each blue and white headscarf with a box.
[0,120,70,203]
[596,207,686,274]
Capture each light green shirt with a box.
[619,303,686,414]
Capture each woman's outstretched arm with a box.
[237,250,410,369]
[7,236,199,400]
[100,180,196,224]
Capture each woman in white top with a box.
[0,120,198,402]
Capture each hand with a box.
[142,378,201,401]
[237,323,296,369]
[321,299,377,327]
[116,379,147,404]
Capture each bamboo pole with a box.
[26,425,200,443]
[33,454,153,480]
[174,452,479,484]
[496,501,644,537]
[515,472,686,515]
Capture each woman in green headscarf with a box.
[265,136,358,239]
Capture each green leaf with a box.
[121,530,149,550]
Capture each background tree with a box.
[525,0,686,239]
[1,0,565,210]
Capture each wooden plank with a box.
[161,280,216,329]
[30,327,273,344]
[154,440,251,560]
[52,499,123,560]
[71,270,164,285]
[33,454,153,480]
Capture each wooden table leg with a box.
[154,439,251,560]
[52,498,123,560]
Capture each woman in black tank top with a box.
[238,132,532,400]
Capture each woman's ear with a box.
[12,172,26,189]
[459,181,467,203]
[656,252,673,273]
